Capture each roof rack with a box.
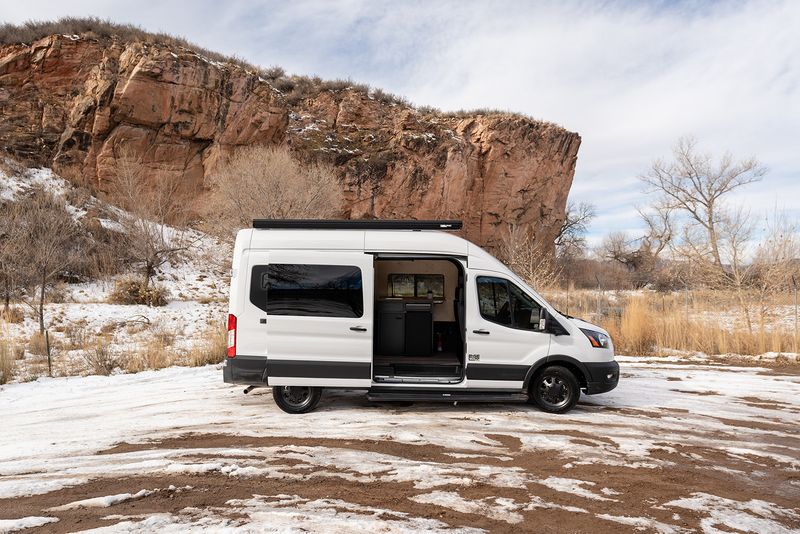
[252,219,463,231]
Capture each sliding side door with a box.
[256,251,374,388]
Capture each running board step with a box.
[366,391,529,403]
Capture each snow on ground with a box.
[1,164,232,379]
[1,358,798,532]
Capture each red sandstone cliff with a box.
[0,33,580,250]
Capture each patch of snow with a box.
[665,492,800,534]
[49,489,153,510]
[596,513,690,533]
[411,491,523,523]
[537,477,617,501]
[0,516,58,532]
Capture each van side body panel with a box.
[224,229,619,398]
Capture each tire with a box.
[272,386,322,414]
[529,365,580,414]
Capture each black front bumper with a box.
[223,356,268,385]
[583,361,620,394]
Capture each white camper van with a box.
[223,220,619,414]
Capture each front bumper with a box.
[582,360,620,394]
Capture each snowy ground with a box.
[1,357,799,533]
[1,164,231,380]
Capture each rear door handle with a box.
[350,326,368,332]
[473,329,490,335]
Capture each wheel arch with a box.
[523,355,589,391]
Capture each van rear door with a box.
[259,251,374,388]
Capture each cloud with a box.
[2,0,798,239]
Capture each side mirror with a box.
[538,308,549,332]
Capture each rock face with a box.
[0,34,580,252]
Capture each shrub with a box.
[63,324,91,350]
[123,338,176,373]
[0,307,23,323]
[0,329,17,384]
[109,278,168,306]
[27,332,48,356]
[83,343,122,375]
[189,322,227,367]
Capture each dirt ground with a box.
[1,357,799,533]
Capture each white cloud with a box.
[2,0,798,238]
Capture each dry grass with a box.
[0,307,24,323]
[0,325,19,384]
[188,322,227,367]
[27,331,48,356]
[544,289,799,356]
[123,340,174,373]
[108,278,168,306]
[82,341,122,376]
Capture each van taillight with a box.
[227,314,237,358]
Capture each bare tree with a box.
[602,202,674,288]
[0,203,27,312]
[10,189,84,333]
[638,201,674,259]
[640,136,766,270]
[207,145,343,236]
[555,201,596,259]
[500,224,560,289]
[112,153,194,294]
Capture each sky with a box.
[2,0,798,246]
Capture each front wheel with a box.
[530,366,580,414]
[272,386,322,414]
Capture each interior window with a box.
[476,276,541,330]
[389,273,444,299]
[389,274,415,297]
[250,264,363,318]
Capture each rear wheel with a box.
[272,386,322,414]
[530,366,580,414]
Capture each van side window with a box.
[250,264,363,318]
[476,276,541,330]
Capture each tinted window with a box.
[476,276,541,330]
[250,264,363,318]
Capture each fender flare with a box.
[523,354,590,390]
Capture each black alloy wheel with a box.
[530,365,580,414]
[272,386,322,414]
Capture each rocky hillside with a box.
[0,31,580,250]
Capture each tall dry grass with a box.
[0,326,16,384]
[544,289,798,356]
[188,322,227,367]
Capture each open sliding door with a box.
[262,251,374,388]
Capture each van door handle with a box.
[473,329,490,335]
[350,326,367,332]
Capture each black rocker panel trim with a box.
[267,359,372,379]
[466,364,529,381]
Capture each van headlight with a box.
[580,328,610,349]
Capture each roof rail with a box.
[252,219,463,231]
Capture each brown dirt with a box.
[3,430,798,533]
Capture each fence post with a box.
[45,329,52,377]
[684,282,690,318]
[793,275,798,354]
[595,276,601,319]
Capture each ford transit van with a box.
[223,220,619,414]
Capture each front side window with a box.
[476,276,541,330]
[250,264,363,318]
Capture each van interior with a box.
[372,257,465,383]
